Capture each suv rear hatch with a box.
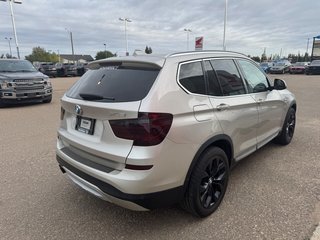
[58,60,162,170]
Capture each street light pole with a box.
[9,0,20,58]
[1,0,21,58]
[65,28,75,64]
[223,0,228,51]
[57,49,60,63]
[306,38,310,55]
[103,43,107,52]
[184,29,192,51]
[119,18,132,56]
[5,37,12,57]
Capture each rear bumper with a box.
[290,69,305,73]
[56,155,184,210]
[270,69,285,73]
[65,70,77,76]
[44,71,57,77]
[306,69,320,74]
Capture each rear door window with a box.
[66,65,160,102]
[210,59,246,96]
[203,60,223,96]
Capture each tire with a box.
[274,108,296,145]
[43,95,52,103]
[181,147,229,217]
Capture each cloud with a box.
[0,0,319,59]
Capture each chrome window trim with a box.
[176,56,270,98]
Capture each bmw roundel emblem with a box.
[75,105,83,115]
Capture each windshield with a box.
[275,62,285,66]
[293,62,305,66]
[260,63,269,67]
[0,60,37,72]
[311,60,320,65]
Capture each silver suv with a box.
[56,51,296,217]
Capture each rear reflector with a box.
[125,164,153,170]
[109,112,173,146]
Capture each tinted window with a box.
[203,60,222,96]
[238,60,269,93]
[179,61,206,95]
[211,59,245,96]
[66,66,159,102]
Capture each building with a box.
[59,54,94,64]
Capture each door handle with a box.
[216,103,230,111]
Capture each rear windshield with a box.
[66,65,160,102]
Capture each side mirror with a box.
[274,79,287,90]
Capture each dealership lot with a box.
[1,75,319,240]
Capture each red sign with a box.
[195,37,204,50]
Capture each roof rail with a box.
[167,50,248,58]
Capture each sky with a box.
[1,0,320,59]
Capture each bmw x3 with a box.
[56,51,296,217]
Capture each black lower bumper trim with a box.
[56,155,184,210]
[0,95,52,105]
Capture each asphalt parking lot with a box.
[1,74,319,240]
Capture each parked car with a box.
[76,63,89,76]
[269,61,291,74]
[56,63,77,77]
[39,62,57,77]
[260,62,272,73]
[289,62,308,74]
[305,60,320,75]
[56,51,296,217]
[0,59,52,106]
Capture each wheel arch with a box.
[182,134,234,193]
[290,101,297,111]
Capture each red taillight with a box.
[109,112,173,146]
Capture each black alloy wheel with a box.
[274,107,296,145]
[285,109,296,140]
[199,156,227,209]
[181,147,229,217]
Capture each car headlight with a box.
[43,78,52,87]
[0,81,9,89]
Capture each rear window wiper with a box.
[79,93,115,101]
